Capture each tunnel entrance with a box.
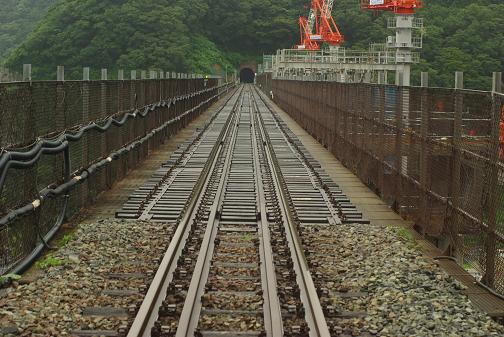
[240,68,255,83]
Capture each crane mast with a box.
[324,0,335,18]
[307,8,316,34]
[297,0,343,50]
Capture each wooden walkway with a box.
[269,96,504,321]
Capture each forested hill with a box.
[3,0,503,89]
[3,0,306,80]
[0,0,57,61]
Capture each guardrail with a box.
[0,78,233,275]
[273,48,421,66]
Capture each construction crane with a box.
[360,0,422,14]
[297,0,343,50]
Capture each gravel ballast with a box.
[1,220,503,336]
[303,224,504,336]
[0,219,172,336]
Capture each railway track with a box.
[2,86,503,337]
[116,85,368,337]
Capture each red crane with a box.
[360,0,422,14]
[297,0,344,50]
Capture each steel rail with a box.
[172,86,283,337]
[252,86,331,337]
[250,89,284,337]
[127,87,242,337]
[175,88,243,337]
[260,93,343,225]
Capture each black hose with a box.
[0,85,225,195]
[0,142,69,195]
[6,146,71,275]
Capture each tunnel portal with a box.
[240,68,255,83]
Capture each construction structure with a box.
[264,0,423,86]
[297,0,344,50]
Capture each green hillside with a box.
[3,0,305,79]
[3,0,503,88]
[0,0,57,61]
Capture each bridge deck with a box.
[83,88,503,320]
[0,86,504,336]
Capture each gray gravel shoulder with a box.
[0,219,172,336]
[303,224,504,337]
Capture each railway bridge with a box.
[0,71,503,335]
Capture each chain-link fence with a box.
[0,67,22,82]
[263,77,504,295]
[0,78,229,274]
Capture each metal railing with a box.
[273,49,421,66]
[0,77,232,275]
[387,17,424,29]
[386,36,423,49]
[261,77,504,295]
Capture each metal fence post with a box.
[101,68,108,81]
[55,66,66,205]
[394,77,404,214]
[130,70,137,110]
[21,64,35,207]
[100,68,108,184]
[419,72,430,234]
[117,69,124,114]
[451,71,464,258]
[483,72,502,288]
[378,84,386,197]
[83,67,90,81]
[23,64,31,82]
[159,71,164,100]
[82,67,90,203]
[57,66,65,82]
[421,72,429,88]
[139,71,146,107]
[56,66,65,131]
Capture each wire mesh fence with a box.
[263,77,504,295]
[0,78,227,274]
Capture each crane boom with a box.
[324,0,335,18]
[360,0,422,14]
[297,0,343,50]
